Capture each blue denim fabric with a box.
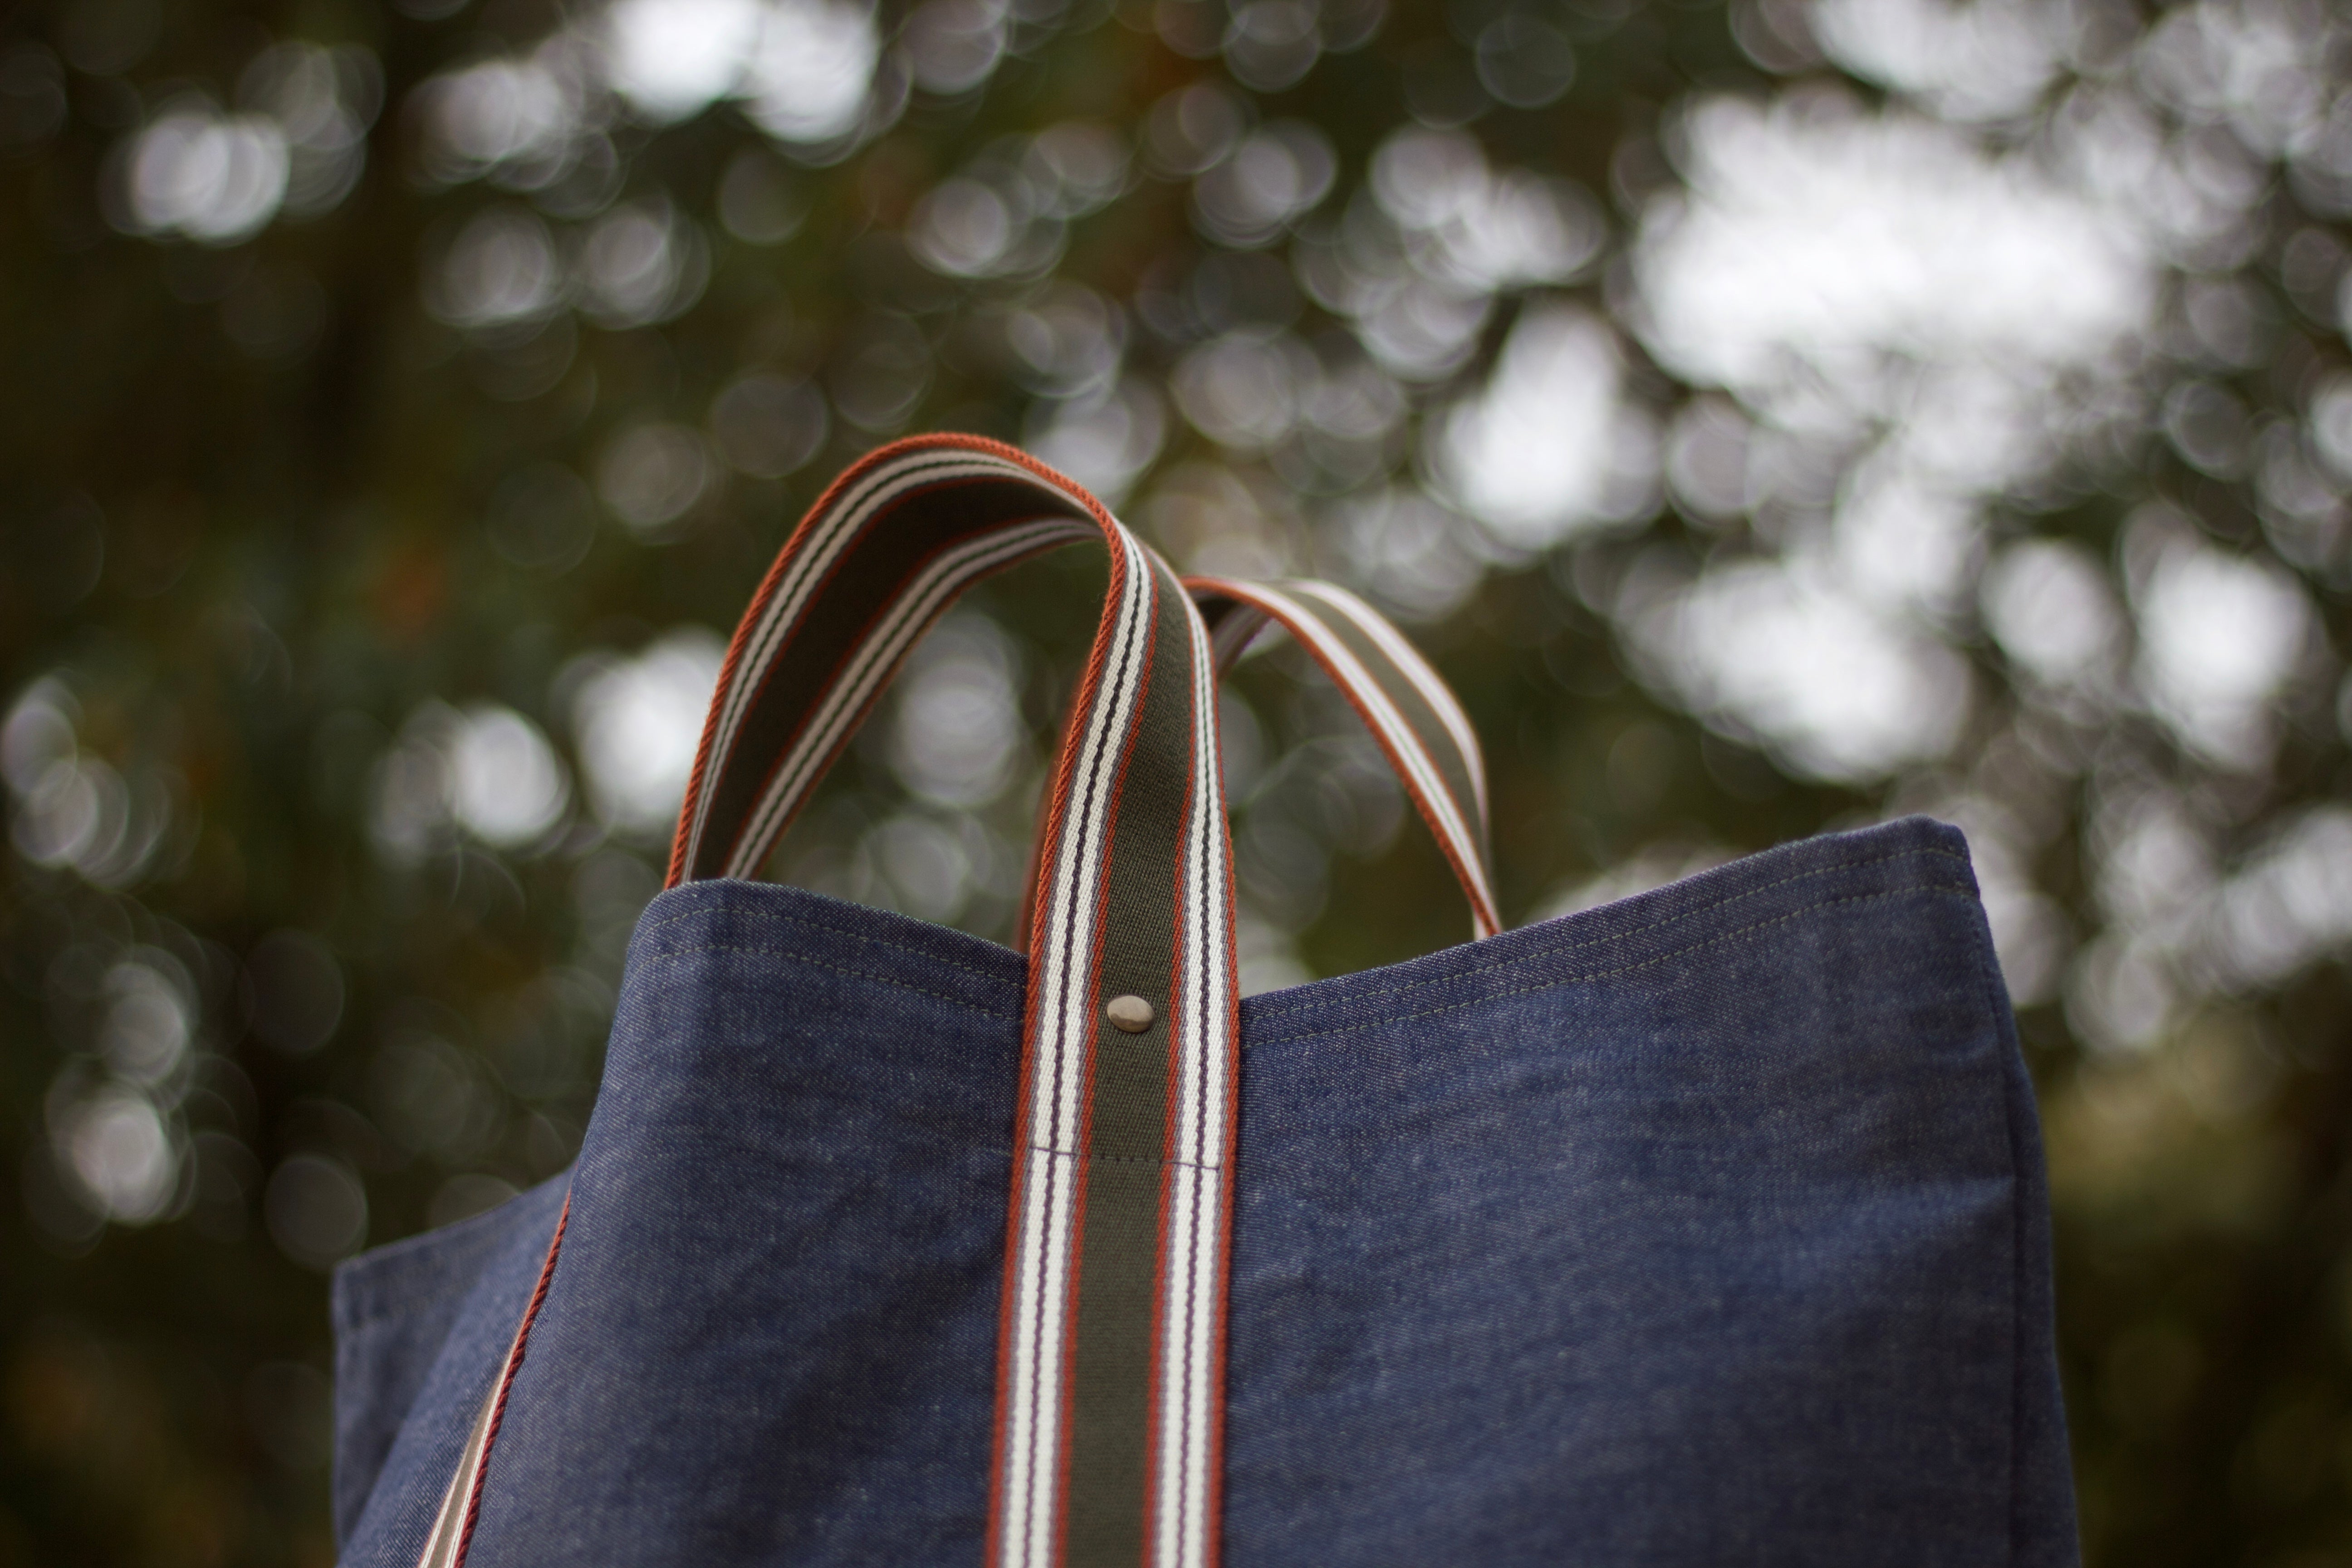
[334,817,2078,1566]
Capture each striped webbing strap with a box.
[676,434,1241,1568]
[1186,576,1499,940]
[414,436,1500,1568]
[417,434,1239,1568]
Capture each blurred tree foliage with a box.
[2,0,2350,1560]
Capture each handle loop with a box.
[667,435,1238,1568]
[417,436,1503,1568]
[1188,577,1500,940]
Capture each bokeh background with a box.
[3,0,2349,1559]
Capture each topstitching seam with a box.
[1955,872,2032,1568]
[1026,1142,1221,1173]
[630,901,1017,982]
[630,944,1023,1016]
[624,842,1971,1013]
[1247,843,1974,1019]
[1250,886,1975,1047]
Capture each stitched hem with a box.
[1956,862,2032,1566]
[1246,841,1975,1023]
[1250,884,1978,1048]
[1033,1143,1223,1173]
[612,830,1979,1065]
[631,888,1021,983]
[626,941,1027,1018]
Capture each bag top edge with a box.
[607,819,1975,1039]
[1239,814,1977,1035]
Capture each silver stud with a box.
[1105,995,1155,1034]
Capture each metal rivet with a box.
[1106,995,1155,1034]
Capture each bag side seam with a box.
[1955,875,2035,1567]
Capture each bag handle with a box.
[1186,576,1500,940]
[421,435,1239,1568]
[670,435,1240,1568]
[1006,577,1500,947]
[417,435,1502,1568]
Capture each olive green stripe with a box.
[1059,1160,1175,1568]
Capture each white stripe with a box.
[1151,1157,1223,1568]
[720,516,1093,877]
[1196,573,1490,847]
[1176,597,1217,1171]
[691,452,1027,867]
[1238,584,1499,937]
[705,452,1044,783]
[1285,579,1490,823]
[1180,1165,1220,1568]
[998,1145,1061,1563]
[1158,594,1212,1563]
[1186,594,1232,1173]
[686,453,1007,872]
[1206,603,1270,671]
[1004,1143,1082,1567]
[412,1409,473,1568]
[1191,615,1226,1565]
[412,1344,512,1568]
[686,452,1093,877]
[1152,1160,1200,1568]
[1193,578,1498,937]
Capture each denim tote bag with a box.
[332,435,2080,1568]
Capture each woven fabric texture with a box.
[333,815,2079,1568]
